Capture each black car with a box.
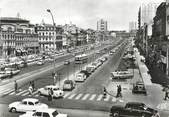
[80,70,90,77]
[110,102,160,117]
[132,81,147,95]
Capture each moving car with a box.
[0,71,10,80]
[75,72,87,82]
[38,85,64,98]
[63,79,76,91]
[85,66,94,74]
[132,81,147,95]
[8,98,48,113]
[110,102,160,117]
[19,108,67,117]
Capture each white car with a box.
[75,72,86,82]
[0,71,9,79]
[5,67,20,75]
[8,98,48,113]
[19,108,67,117]
[38,85,64,98]
[36,60,44,65]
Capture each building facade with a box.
[35,24,63,52]
[0,17,39,58]
[97,19,107,32]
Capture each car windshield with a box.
[77,74,83,77]
[52,110,59,117]
[35,101,40,105]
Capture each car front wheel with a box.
[10,107,16,113]
[113,111,119,117]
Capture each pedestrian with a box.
[116,85,120,98]
[164,87,169,100]
[48,88,53,101]
[103,86,107,98]
[10,70,13,78]
[28,85,33,96]
[14,80,18,92]
[119,85,122,97]
[31,81,35,91]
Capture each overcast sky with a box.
[0,0,165,31]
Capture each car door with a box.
[33,112,43,117]
[27,101,35,111]
[17,101,27,112]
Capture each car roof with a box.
[22,98,39,102]
[36,108,57,113]
[64,80,73,83]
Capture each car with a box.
[36,60,44,65]
[80,70,90,77]
[63,79,76,91]
[85,66,94,74]
[5,67,20,75]
[75,72,87,82]
[110,102,160,117]
[8,98,48,113]
[19,108,67,117]
[0,71,10,80]
[64,60,70,65]
[132,81,147,95]
[38,85,64,98]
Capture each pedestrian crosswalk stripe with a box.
[3,89,13,95]
[104,95,110,101]
[68,94,76,99]
[89,94,96,100]
[0,88,11,94]
[63,92,71,98]
[21,92,29,96]
[16,90,27,95]
[9,91,15,95]
[97,94,103,101]
[81,94,90,100]
[32,91,38,95]
[75,94,83,100]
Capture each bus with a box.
[75,54,88,64]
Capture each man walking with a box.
[164,87,169,100]
[116,85,122,98]
[14,80,18,93]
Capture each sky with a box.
[0,0,165,31]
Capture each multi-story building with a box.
[35,24,63,51]
[97,19,107,32]
[0,17,39,58]
[129,21,137,32]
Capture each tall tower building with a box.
[97,19,107,32]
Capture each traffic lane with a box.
[0,103,109,117]
[72,44,127,94]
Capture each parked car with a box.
[110,102,160,117]
[64,60,70,65]
[19,108,67,117]
[5,67,20,75]
[75,72,87,82]
[63,79,76,91]
[80,70,90,77]
[36,60,44,65]
[8,98,48,113]
[0,71,10,80]
[132,81,147,95]
[38,85,64,98]
[85,66,94,74]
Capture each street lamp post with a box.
[47,9,56,75]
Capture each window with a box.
[22,101,27,105]
[28,102,34,105]
[43,112,50,117]
[33,112,42,117]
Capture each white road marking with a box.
[63,92,71,98]
[0,88,12,95]
[97,94,103,101]
[67,94,76,99]
[103,95,110,101]
[16,90,27,95]
[21,92,29,96]
[75,94,83,100]
[32,91,38,95]
[2,89,14,95]
[9,91,15,95]
[89,94,96,100]
[81,94,90,100]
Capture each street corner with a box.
[157,101,169,111]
